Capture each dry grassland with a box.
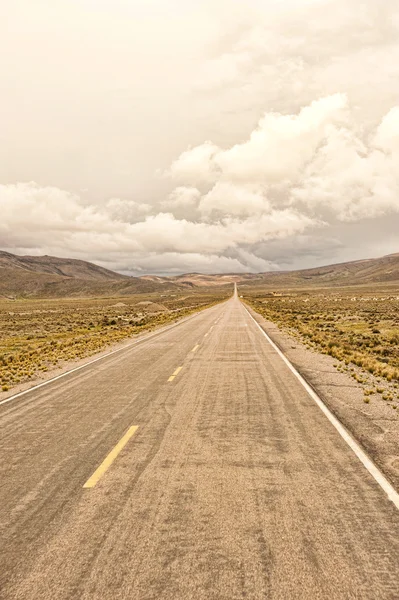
[245,290,399,410]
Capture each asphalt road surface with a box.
[1,291,399,599]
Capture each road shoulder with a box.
[245,302,399,491]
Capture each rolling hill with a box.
[0,251,177,298]
[1,250,398,298]
[0,251,127,281]
[141,254,399,289]
[240,253,399,289]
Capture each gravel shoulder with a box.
[246,303,399,491]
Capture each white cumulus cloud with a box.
[1,0,399,274]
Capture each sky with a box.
[1,0,399,275]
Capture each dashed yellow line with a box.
[191,345,200,353]
[168,366,183,382]
[83,425,139,489]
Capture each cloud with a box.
[169,95,399,225]
[374,107,399,153]
[169,95,348,191]
[162,186,201,209]
[104,198,152,222]
[168,142,221,186]
[0,181,312,273]
[216,94,348,184]
[199,182,269,217]
[2,1,399,274]
[119,252,277,275]
[291,119,399,221]
[2,93,399,274]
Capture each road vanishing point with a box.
[1,288,399,599]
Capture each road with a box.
[1,290,399,599]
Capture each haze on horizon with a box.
[1,0,399,276]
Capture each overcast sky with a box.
[1,0,399,275]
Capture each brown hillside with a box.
[0,251,127,281]
[0,251,178,298]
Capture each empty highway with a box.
[1,290,399,599]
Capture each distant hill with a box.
[141,273,242,287]
[244,253,399,289]
[140,253,399,290]
[0,251,177,298]
[1,250,398,298]
[0,251,127,281]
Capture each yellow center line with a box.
[191,344,200,353]
[168,365,183,382]
[204,333,209,337]
[83,425,139,489]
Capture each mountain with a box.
[243,253,399,289]
[0,251,127,281]
[0,251,177,298]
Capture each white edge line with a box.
[0,308,209,408]
[242,302,399,510]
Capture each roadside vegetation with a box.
[0,290,228,393]
[244,290,399,411]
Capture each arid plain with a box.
[1,252,399,598]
